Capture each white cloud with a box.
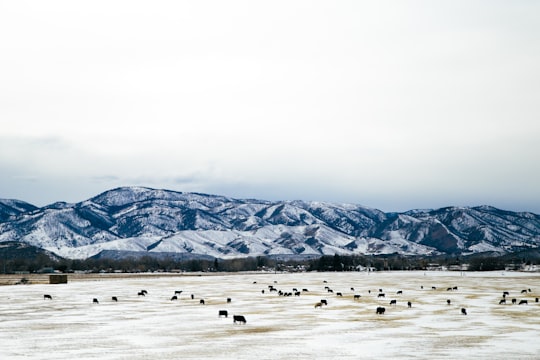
[0,1,539,212]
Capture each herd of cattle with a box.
[39,275,538,325]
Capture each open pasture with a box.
[0,271,539,359]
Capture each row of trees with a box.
[3,250,539,274]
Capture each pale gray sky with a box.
[1,1,539,213]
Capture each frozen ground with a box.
[0,271,539,359]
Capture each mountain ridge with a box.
[0,186,538,260]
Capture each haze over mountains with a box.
[0,187,538,260]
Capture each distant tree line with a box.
[1,250,539,274]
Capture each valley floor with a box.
[0,271,539,359]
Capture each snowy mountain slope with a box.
[0,186,539,259]
[0,199,38,222]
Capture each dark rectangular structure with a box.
[49,274,68,284]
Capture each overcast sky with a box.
[1,1,539,213]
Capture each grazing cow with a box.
[378,293,385,298]
[112,296,118,302]
[336,292,343,297]
[199,299,205,305]
[499,299,506,304]
[376,307,386,315]
[407,301,412,308]
[389,299,397,306]
[396,290,403,295]
[43,294,52,300]
[302,288,309,292]
[432,286,437,290]
[351,287,355,291]
[447,288,453,291]
[218,310,228,318]
[93,298,99,304]
[314,302,323,308]
[233,315,247,324]
[353,295,361,300]
[327,289,334,293]
[521,289,528,294]
[227,298,232,303]
[447,299,451,305]
[294,291,301,296]
[518,300,528,305]
[512,298,517,304]
[138,291,145,297]
[320,299,328,306]
[461,308,467,315]
[453,286,458,290]
[170,295,178,301]
[140,290,148,295]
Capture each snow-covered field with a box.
[1,271,539,359]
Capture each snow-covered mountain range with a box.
[0,187,539,260]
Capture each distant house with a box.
[426,263,443,271]
[355,265,376,272]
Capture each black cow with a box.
[447,299,451,305]
[227,298,232,303]
[518,300,528,305]
[191,294,195,299]
[389,299,397,306]
[138,291,146,297]
[174,290,183,295]
[461,308,467,315]
[353,295,361,300]
[499,299,506,304]
[512,298,517,304]
[503,291,510,296]
[521,289,528,294]
[140,290,148,295]
[233,315,247,324]
[43,294,52,300]
[453,286,458,290]
[93,298,99,304]
[407,301,412,308]
[199,299,205,305]
[336,292,343,297]
[170,295,178,301]
[320,299,328,306]
[396,290,403,295]
[112,296,118,302]
[376,307,386,315]
[378,293,385,298]
[218,310,228,318]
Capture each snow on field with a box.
[1,271,539,359]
